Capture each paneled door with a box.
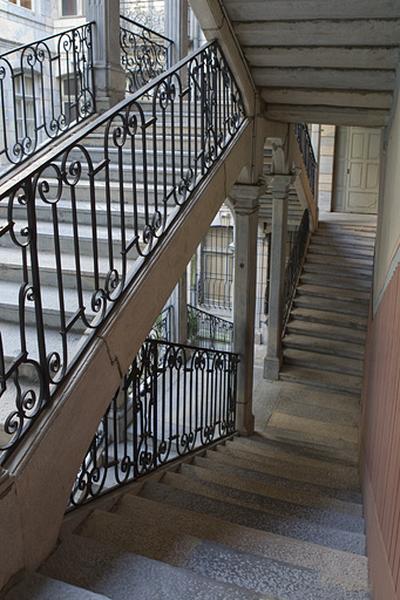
[344,127,381,214]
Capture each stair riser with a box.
[300,275,371,292]
[292,313,367,331]
[283,340,364,361]
[0,232,140,258]
[308,247,374,261]
[280,371,360,397]
[297,289,370,304]
[287,324,365,345]
[283,354,363,377]
[294,299,368,318]
[0,262,116,289]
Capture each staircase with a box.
[3,422,369,599]
[281,214,376,395]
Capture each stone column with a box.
[86,0,126,111]
[263,174,293,381]
[164,0,189,63]
[230,183,263,436]
[172,270,188,344]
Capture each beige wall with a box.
[373,90,400,306]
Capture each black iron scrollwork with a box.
[295,123,318,197]
[0,41,245,461]
[120,16,173,93]
[187,304,233,351]
[70,337,238,507]
[0,23,95,176]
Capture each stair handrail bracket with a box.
[0,40,246,462]
[0,22,96,177]
[120,15,174,93]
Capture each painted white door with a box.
[344,127,381,214]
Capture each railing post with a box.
[86,0,126,110]
[263,174,295,380]
[164,0,189,62]
[230,183,263,436]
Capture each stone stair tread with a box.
[140,479,366,554]
[283,333,365,359]
[290,307,367,330]
[115,493,369,591]
[214,442,359,488]
[175,464,364,532]
[205,446,360,492]
[41,533,265,600]
[246,428,359,469]
[283,348,363,376]
[2,572,111,600]
[286,320,366,344]
[293,295,368,317]
[310,237,375,251]
[299,273,372,292]
[79,509,369,600]
[280,364,361,396]
[304,262,373,279]
[228,437,360,478]
[193,452,362,503]
[296,284,370,303]
[266,396,360,429]
[308,245,374,260]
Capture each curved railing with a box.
[0,23,95,177]
[120,15,174,93]
[187,304,233,350]
[70,338,238,507]
[0,41,245,461]
[295,123,318,197]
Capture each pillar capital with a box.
[229,182,265,214]
[264,172,298,199]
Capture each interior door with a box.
[344,127,381,214]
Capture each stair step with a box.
[287,320,366,344]
[115,493,369,591]
[41,534,264,600]
[234,434,361,475]
[308,245,373,261]
[304,261,373,280]
[293,295,369,318]
[213,442,360,489]
[283,348,363,376]
[140,479,366,554]
[79,508,369,599]
[283,333,365,360]
[311,237,375,251]
[177,462,364,532]
[280,365,362,396]
[2,572,110,600]
[300,272,372,292]
[206,445,360,492]
[297,284,370,304]
[290,307,367,330]
[193,452,362,503]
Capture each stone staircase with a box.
[281,215,376,396]
[3,427,370,599]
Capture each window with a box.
[61,0,77,16]
[199,226,234,310]
[8,0,32,9]
[15,75,35,141]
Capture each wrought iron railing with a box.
[0,23,95,177]
[282,209,310,333]
[120,15,174,93]
[149,304,173,341]
[187,304,233,350]
[295,124,318,197]
[0,41,245,461]
[70,338,238,507]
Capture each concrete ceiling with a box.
[221,0,400,127]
